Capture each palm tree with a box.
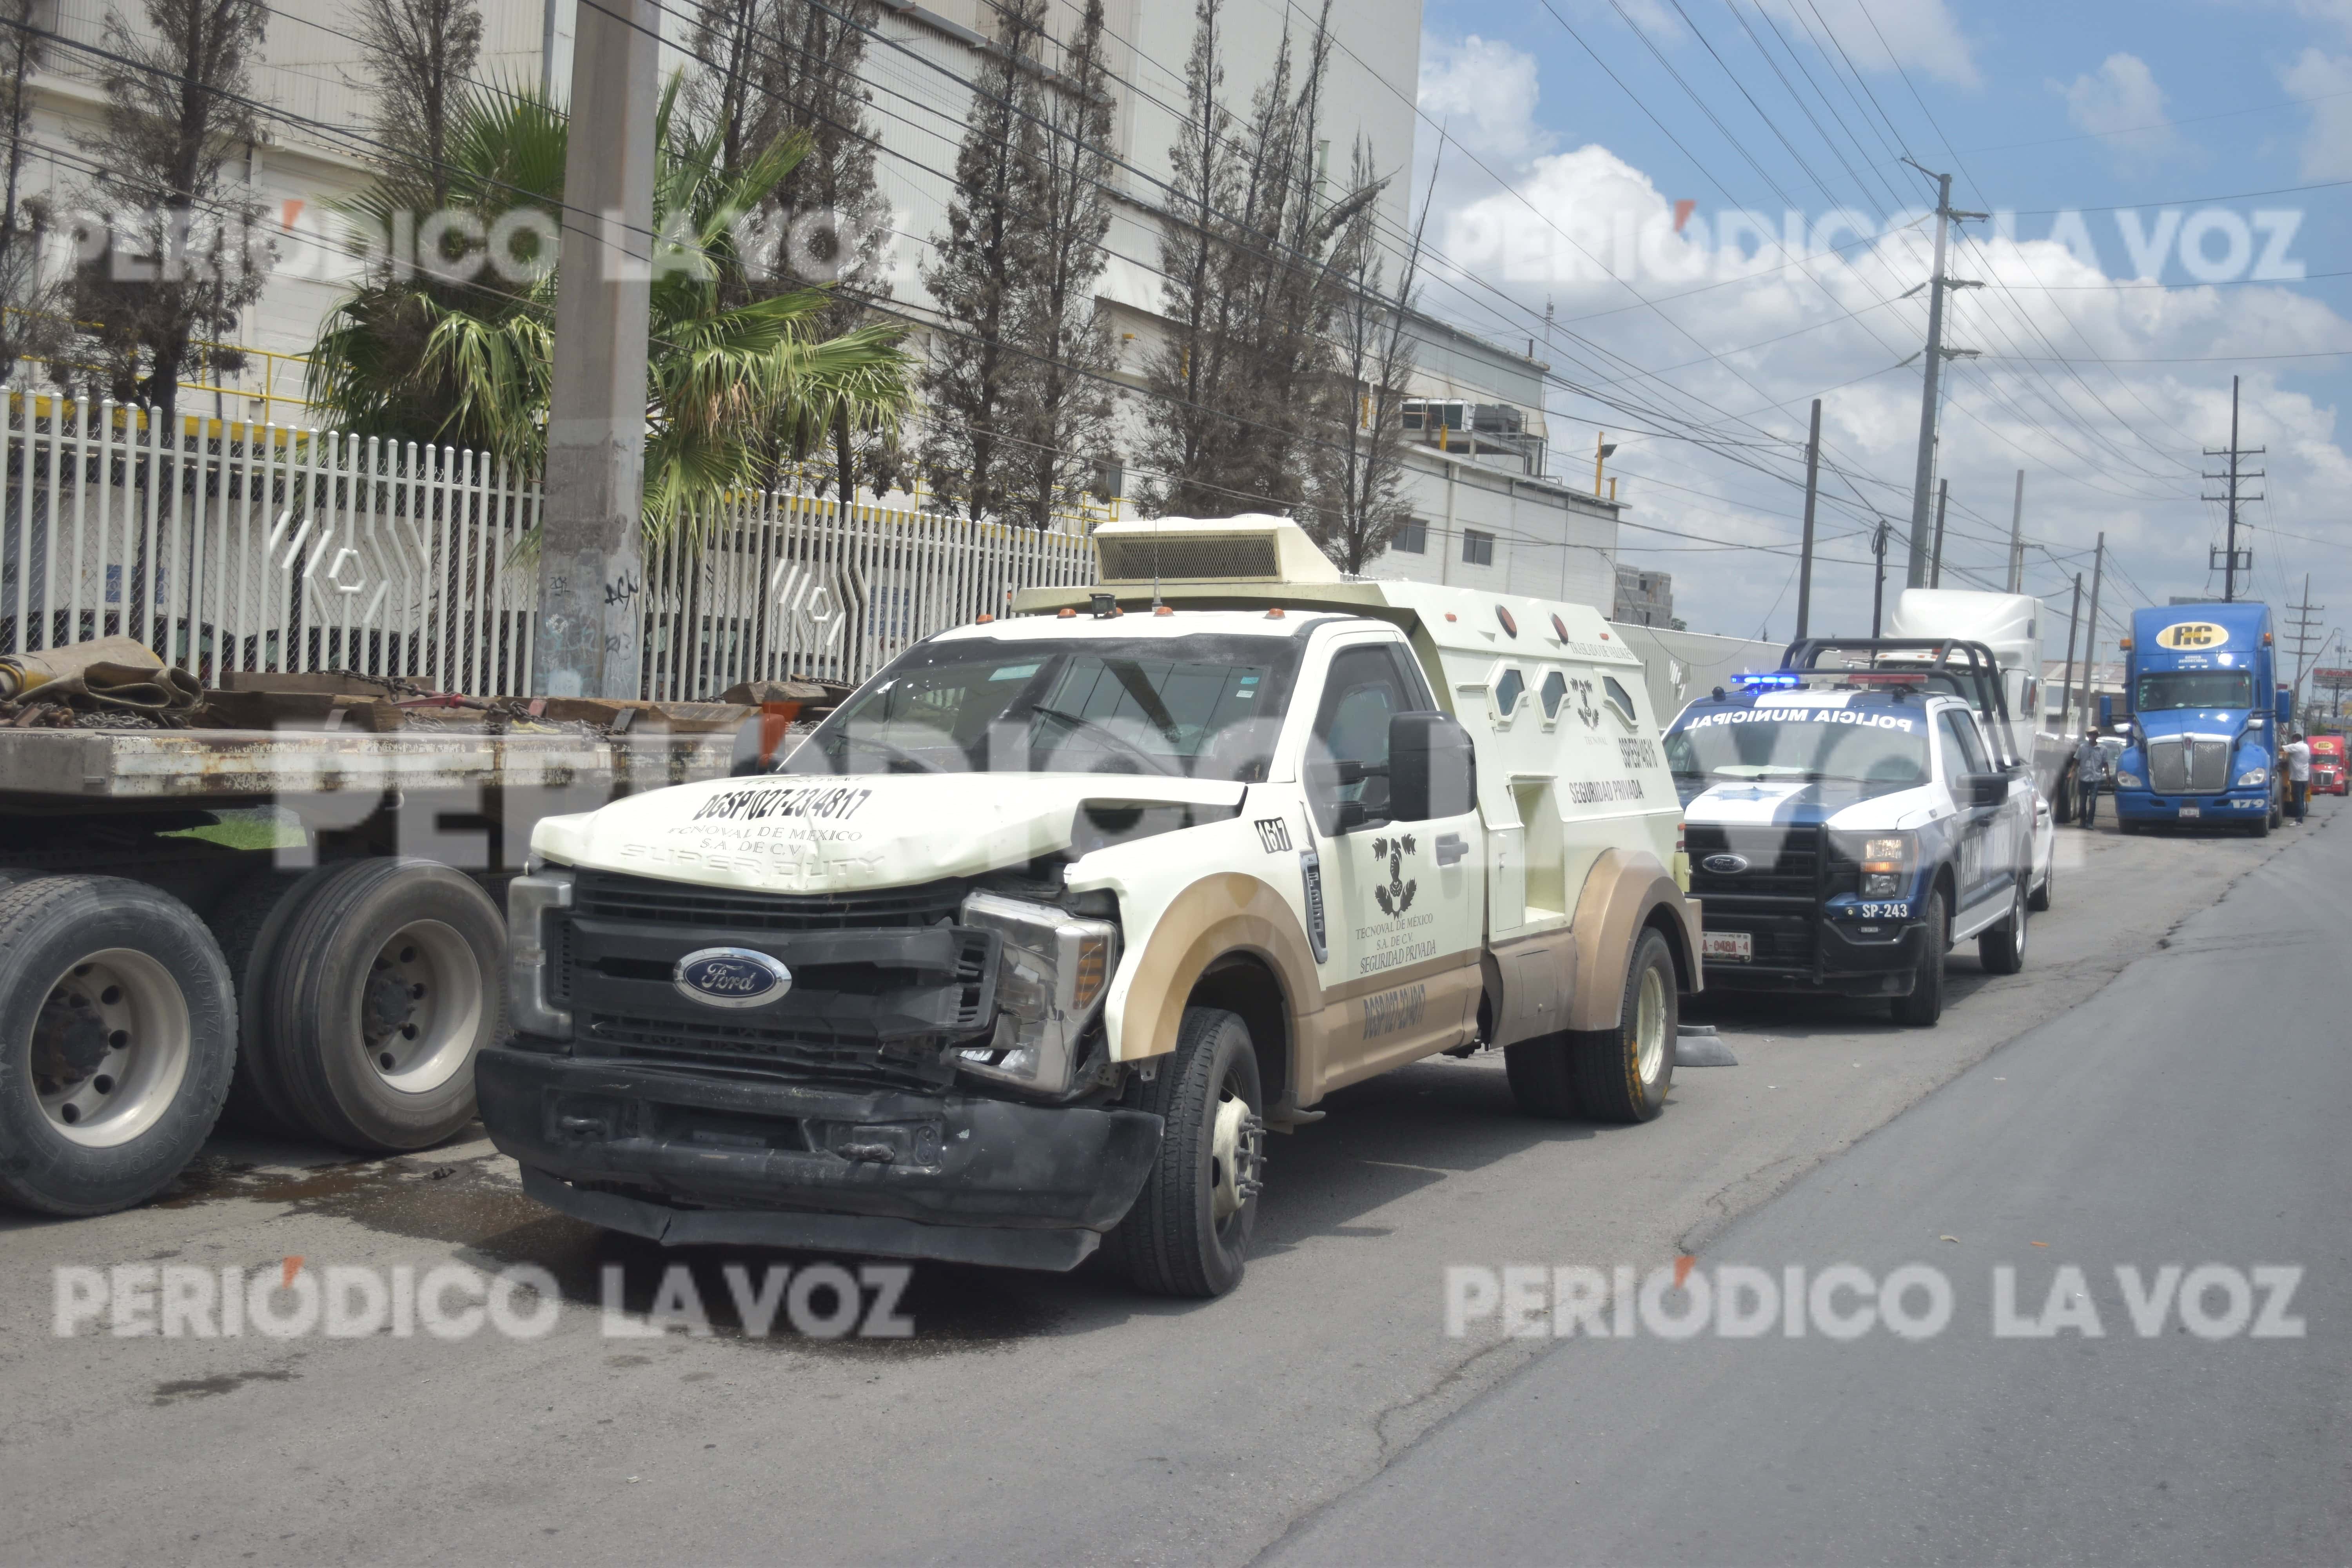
[305,78,914,541]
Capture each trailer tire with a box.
[206,867,330,1140]
[1103,1007,1263,1298]
[267,859,505,1152]
[0,877,235,1216]
[1563,926,1677,1124]
[2053,763,2076,824]
[1889,893,1947,1027]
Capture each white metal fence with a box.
[1,395,1097,698]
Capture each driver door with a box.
[1303,638,1484,1091]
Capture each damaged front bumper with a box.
[477,1045,1163,1272]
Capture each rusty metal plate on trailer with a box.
[0,729,739,804]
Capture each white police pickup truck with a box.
[480,516,1701,1298]
[1665,648,2041,1026]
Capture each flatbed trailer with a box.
[0,725,737,1217]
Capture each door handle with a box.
[1435,832,1468,866]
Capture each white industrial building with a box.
[12,0,1626,609]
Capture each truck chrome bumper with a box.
[478,1045,1163,1272]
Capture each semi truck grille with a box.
[571,870,965,931]
[2146,737,2230,795]
[1685,824,1821,897]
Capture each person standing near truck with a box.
[2073,728,2108,828]
[2282,729,2312,823]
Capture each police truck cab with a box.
[1665,656,2039,1025]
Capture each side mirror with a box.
[1967,773,2008,809]
[1390,711,1477,821]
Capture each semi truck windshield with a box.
[1666,707,1931,786]
[784,634,1307,779]
[2134,671,2254,711]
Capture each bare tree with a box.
[918,0,1047,521]
[1309,137,1425,575]
[63,0,270,431]
[350,0,482,207]
[1140,0,1370,519]
[1001,0,1118,529]
[1135,0,1241,517]
[0,0,67,379]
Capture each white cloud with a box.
[1763,0,1979,91]
[2282,48,2352,180]
[1417,34,1555,165]
[1416,139,2352,643]
[2055,54,2187,173]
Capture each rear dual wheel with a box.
[0,877,235,1216]
[1506,926,1677,1123]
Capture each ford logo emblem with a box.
[1702,853,1750,875]
[673,947,792,1009]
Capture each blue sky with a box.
[1411,0,2352,683]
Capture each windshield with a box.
[1666,705,1930,787]
[781,633,1306,779]
[2134,670,2254,711]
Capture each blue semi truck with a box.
[2112,603,2291,835]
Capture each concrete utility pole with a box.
[1904,163,1985,589]
[2202,374,2263,604]
[1795,397,1821,639]
[2059,573,2084,735]
[2074,532,2106,726]
[1929,478,1949,589]
[534,0,661,699]
[2005,469,2025,593]
[2287,573,2326,714]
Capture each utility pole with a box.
[2202,374,2263,603]
[2287,572,2325,715]
[534,0,661,698]
[1904,162,1986,588]
[1871,520,1891,637]
[2005,469,2025,593]
[2059,573,2084,736]
[1795,397,1821,639]
[2074,532,2106,726]
[1928,478,1949,589]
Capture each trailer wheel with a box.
[267,859,504,1152]
[1561,927,1677,1123]
[0,877,234,1216]
[206,867,331,1140]
[1103,1007,1263,1298]
[1890,893,1948,1027]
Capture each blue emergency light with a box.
[1733,671,1802,690]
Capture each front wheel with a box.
[1105,1007,1265,1298]
[1978,882,2029,975]
[1890,892,1948,1027]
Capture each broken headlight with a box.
[956,891,1118,1095]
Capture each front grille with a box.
[1686,824,1822,897]
[2147,737,2229,794]
[582,1013,956,1091]
[572,869,965,931]
[2189,739,2229,792]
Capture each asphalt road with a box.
[1272,796,2352,1566]
[0,800,2334,1566]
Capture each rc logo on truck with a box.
[2154,622,2229,651]
[674,948,793,1009]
